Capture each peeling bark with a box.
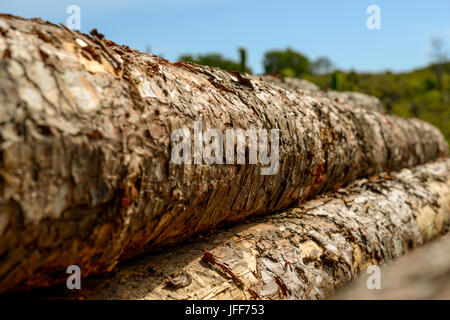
[333,234,450,300]
[0,15,448,294]
[25,159,450,300]
[259,75,385,113]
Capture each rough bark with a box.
[23,159,450,300]
[259,75,384,113]
[333,234,450,300]
[0,14,448,294]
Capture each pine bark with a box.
[259,75,385,113]
[0,15,448,293]
[27,159,450,299]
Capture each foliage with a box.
[263,48,310,77]
[238,47,247,73]
[331,71,343,91]
[310,56,334,75]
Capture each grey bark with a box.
[27,159,450,300]
[0,15,448,293]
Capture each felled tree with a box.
[0,14,447,294]
[31,160,450,300]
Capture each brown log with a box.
[0,14,448,294]
[21,158,450,300]
[259,75,385,112]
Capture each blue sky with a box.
[1,0,449,74]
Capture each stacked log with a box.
[27,159,450,299]
[0,14,448,294]
[259,75,384,113]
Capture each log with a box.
[259,75,385,113]
[0,14,448,293]
[332,234,450,299]
[24,159,450,300]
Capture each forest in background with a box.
[175,46,450,146]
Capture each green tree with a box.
[331,71,343,91]
[310,56,334,75]
[263,48,310,77]
[238,47,247,73]
[429,37,448,103]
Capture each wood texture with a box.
[259,75,384,113]
[26,159,450,300]
[0,15,448,293]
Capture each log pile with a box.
[0,14,448,297]
[26,159,450,299]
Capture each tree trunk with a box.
[22,159,450,300]
[259,75,385,113]
[0,15,448,294]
